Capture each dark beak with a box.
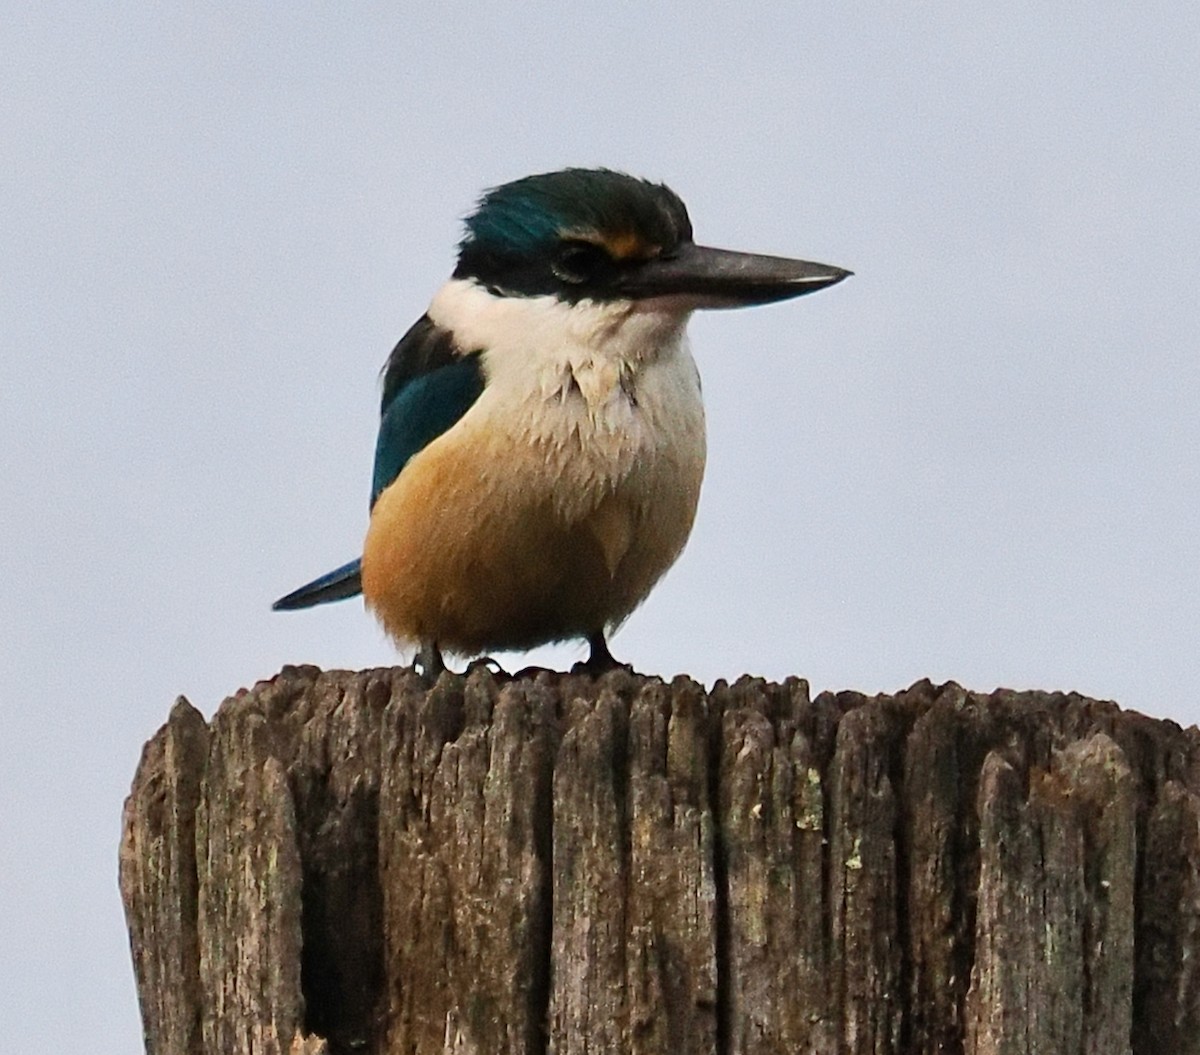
[618,242,851,308]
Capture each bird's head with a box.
[453,168,849,310]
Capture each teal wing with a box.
[273,315,484,610]
[371,315,485,507]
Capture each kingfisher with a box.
[274,168,849,674]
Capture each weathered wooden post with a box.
[120,666,1200,1054]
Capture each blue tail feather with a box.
[272,558,363,610]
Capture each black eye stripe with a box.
[552,241,613,284]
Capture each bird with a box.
[273,168,849,676]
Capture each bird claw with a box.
[466,655,508,677]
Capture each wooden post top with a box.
[121,667,1200,1055]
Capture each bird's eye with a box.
[552,241,611,285]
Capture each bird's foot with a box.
[573,632,634,678]
[416,642,446,680]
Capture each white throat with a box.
[424,277,706,520]
[427,277,692,370]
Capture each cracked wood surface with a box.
[120,667,1200,1055]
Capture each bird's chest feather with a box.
[479,322,705,523]
[427,281,706,521]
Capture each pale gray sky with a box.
[3,4,1198,1050]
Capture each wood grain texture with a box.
[121,670,1200,1055]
